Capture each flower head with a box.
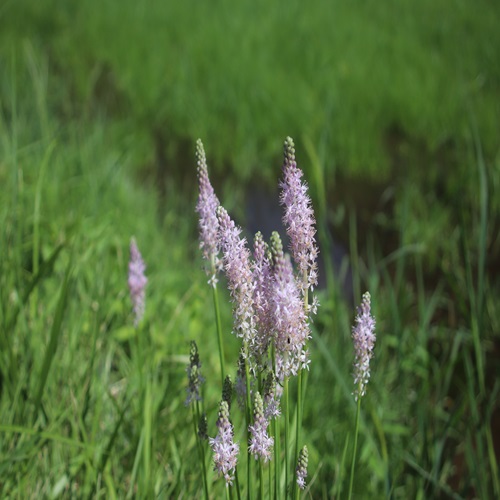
[270,231,310,380]
[198,413,208,440]
[185,341,205,405]
[248,391,274,462]
[216,206,257,352]
[196,139,221,286]
[296,445,309,490]
[262,371,281,420]
[209,400,239,484]
[352,292,376,399]
[235,351,248,410]
[252,231,273,361]
[128,238,147,326]
[280,137,319,293]
[222,375,233,411]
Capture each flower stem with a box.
[347,390,362,500]
[284,377,290,496]
[212,283,226,386]
[259,458,264,499]
[234,467,242,500]
[274,407,281,499]
[193,404,209,500]
[244,349,253,500]
[293,370,303,500]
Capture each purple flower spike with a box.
[270,232,310,380]
[128,238,147,326]
[216,206,256,349]
[196,139,221,287]
[252,232,273,360]
[209,400,239,484]
[248,392,274,462]
[352,292,376,399]
[185,341,205,406]
[296,445,309,490]
[280,137,318,293]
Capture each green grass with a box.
[1,1,499,497]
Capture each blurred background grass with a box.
[1,0,499,497]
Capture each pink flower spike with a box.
[128,238,147,327]
[195,139,221,286]
[279,137,319,293]
[216,206,256,349]
[352,292,376,399]
[248,392,274,462]
[209,400,239,484]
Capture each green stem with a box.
[244,348,253,500]
[274,409,281,500]
[259,458,264,499]
[269,451,273,500]
[347,392,362,500]
[193,403,209,500]
[212,283,226,386]
[284,377,290,497]
[234,467,242,500]
[293,370,303,500]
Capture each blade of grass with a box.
[31,139,56,319]
[32,251,72,421]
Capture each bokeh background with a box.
[1,0,499,497]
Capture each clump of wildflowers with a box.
[185,341,205,406]
[209,400,240,484]
[280,137,319,294]
[296,445,309,490]
[196,139,222,287]
[352,292,376,399]
[248,392,274,462]
[128,238,147,327]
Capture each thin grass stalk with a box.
[284,377,290,496]
[32,256,72,422]
[268,451,272,499]
[464,352,487,498]
[31,140,55,319]
[259,458,264,499]
[234,466,242,500]
[473,127,487,396]
[347,390,362,500]
[143,377,152,495]
[243,346,253,499]
[212,283,226,386]
[293,370,303,500]
[485,384,500,498]
[274,406,281,499]
[192,404,209,500]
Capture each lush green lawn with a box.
[0,0,499,497]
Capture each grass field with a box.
[1,0,499,498]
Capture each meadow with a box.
[1,0,499,498]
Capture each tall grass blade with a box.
[32,252,72,421]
